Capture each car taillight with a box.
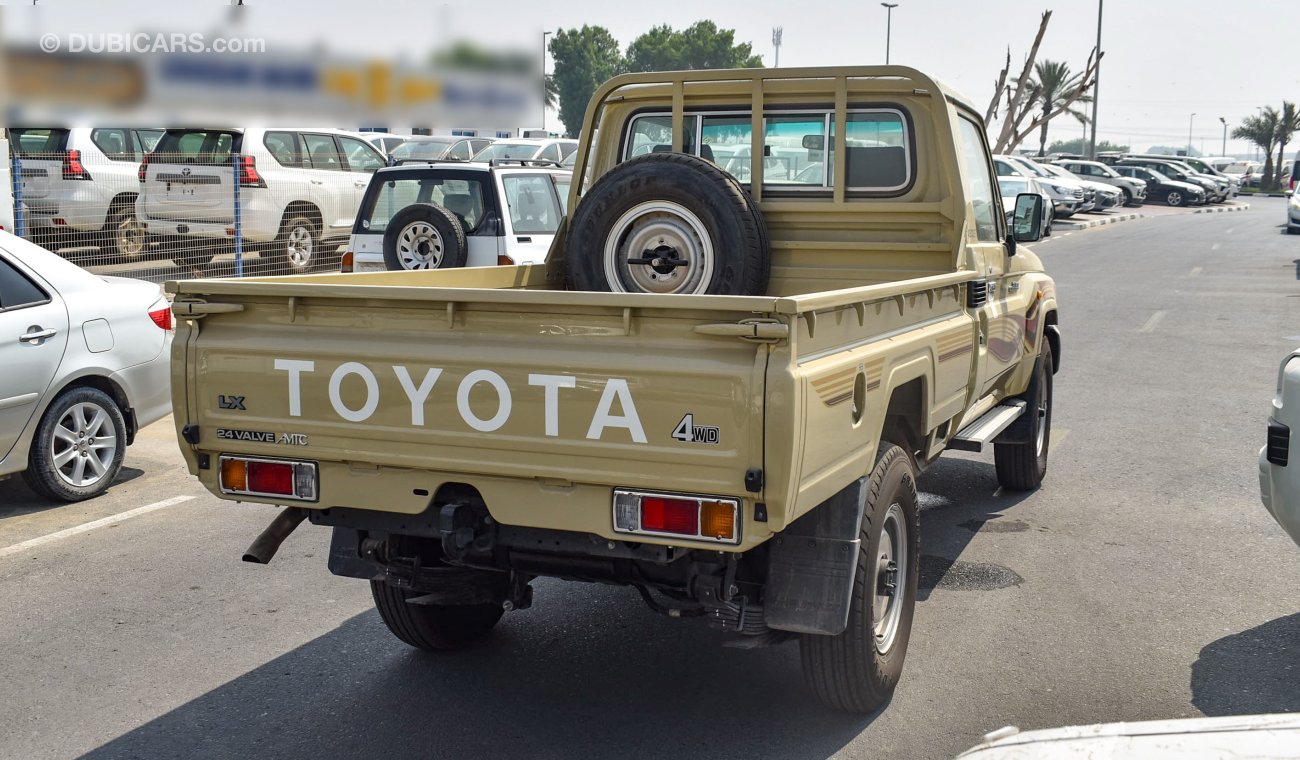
[137,153,150,183]
[497,254,516,266]
[220,456,317,501]
[238,155,266,188]
[340,250,354,273]
[63,149,91,180]
[148,305,173,331]
[613,489,740,544]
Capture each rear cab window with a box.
[357,172,490,235]
[154,129,241,164]
[622,107,911,194]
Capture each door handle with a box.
[19,327,56,344]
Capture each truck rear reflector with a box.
[220,456,317,501]
[612,488,739,544]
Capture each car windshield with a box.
[1012,159,1052,178]
[998,178,1030,196]
[1041,164,1074,179]
[473,142,541,161]
[390,140,455,161]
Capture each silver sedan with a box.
[0,233,173,501]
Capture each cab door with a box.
[955,117,1024,396]
[0,251,69,464]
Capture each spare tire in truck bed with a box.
[566,152,770,295]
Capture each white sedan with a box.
[0,233,172,501]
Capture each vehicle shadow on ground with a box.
[914,456,1037,601]
[1190,612,1300,716]
[83,591,876,760]
[0,466,144,520]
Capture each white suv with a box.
[470,138,578,164]
[344,160,571,273]
[136,128,385,272]
[9,127,163,260]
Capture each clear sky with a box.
[4,0,1298,157]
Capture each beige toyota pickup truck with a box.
[169,66,1060,714]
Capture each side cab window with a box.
[955,117,1001,243]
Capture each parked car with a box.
[1151,155,1240,197]
[0,232,172,501]
[1290,157,1299,193]
[1287,182,1300,233]
[995,155,1089,216]
[357,132,408,156]
[1116,158,1223,202]
[389,136,494,164]
[137,128,386,272]
[1053,158,1147,206]
[997,175,1053,237]
[470,138,578,164]
[8,127,164,260]
[1113,165,1206,207]
[1260,348,1300,545]
[343,160,572,272]
[1039,162,1122,211]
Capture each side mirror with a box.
[802,134,825,151]
[1011,192,1043,245]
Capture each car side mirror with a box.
[802,135,824,151]
[1010,193,1043,245]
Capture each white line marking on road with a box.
[1139,310,1167,333]
[0,495,196,559]
[1050,428,1069,453]
[1189,266,1203,276]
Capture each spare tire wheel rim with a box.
[397,221,443,270]
[287,225,314,267]
[603,200,714,294]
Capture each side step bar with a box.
[947,400,1027,452]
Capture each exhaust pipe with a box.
[242,507,308,564]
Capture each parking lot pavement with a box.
[2,198,1299,759]
[1054,200,1251,231]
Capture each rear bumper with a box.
[1260,446,1300,547]
[139,193,280,242]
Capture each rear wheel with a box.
[371,580,505,651]
[800,444,920,713]
[22,387,127,502]
[102,205,146,260]
[267,215,320,274]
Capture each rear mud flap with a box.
[763,477,866,635]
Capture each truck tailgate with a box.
[172,283,774,539]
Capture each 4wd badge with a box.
[671,414,720,445]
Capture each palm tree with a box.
[544,73,559,111]
[1274,101,1300,191]
[1233,108,1279,189]
[1032,60,1092,156]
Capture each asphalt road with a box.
[2,198,1298,759]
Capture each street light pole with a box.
[772,27,783,68]
[881,3,898,65]
[1088,0,1102,159]
[542,30,552,132]
[1219,116,1227,156]
[1188,113,1196,156]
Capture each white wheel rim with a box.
[51,402,116,488]
[287,226,313,267]
[396,222,443,270]
[873,503,907,655]
[116,214,145,258]
[602,200,715,294]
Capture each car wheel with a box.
[268,215,320,274]
[567,152,770,296]
[22,387,127,502]
[1166,190,1184,207]
[370,579,505,651]
[102,206,146,260]
[994,347,1053,491]
[799,444,920,714]
[382,204,468,271]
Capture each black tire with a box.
[102,202,146,260]
[22,387,127,502]
[370,580,504,652]
[994,347,1054,491]
[1165,190,1185,207]
[566,152,770,295]
[266,215,321,274]
[800,444,920,714]
[382,204,468,271]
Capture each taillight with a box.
[238,155,266,188]
[137,153,150,183]
[340,250,354,272]
[63,149,91,181]
[220,456,317,501]
[497,254,516,266]
[613,489,740,544]
[148,305,173,331]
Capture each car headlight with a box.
[1050,185,1071,194]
